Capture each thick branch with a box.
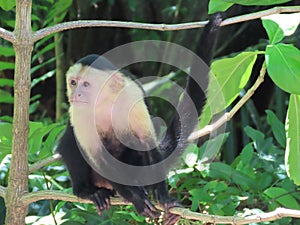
[33,6,300,42]
[188,61,266,141]
[21,190,300,224]
[0,28,15,43]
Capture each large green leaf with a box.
[223,0,291,6]
[266,44,300,94]
[0,0,15,11]
[200,52,257,127]
[285,94,300,185]
[264,187,300,209]
[262,19,284,45]
[211,51,257,108]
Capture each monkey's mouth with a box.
[70,100,89,104]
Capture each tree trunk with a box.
[54,32,66,122]
[4,0,33,224]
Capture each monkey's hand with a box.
[90,188,115,214]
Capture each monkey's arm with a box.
[57,122,114,213]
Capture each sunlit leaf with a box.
[285,94,300,185]
[208,0,233,14]
[266,44,300,94]
[262,13,300,37]
[0,0,15,11]
[262,19,284,44]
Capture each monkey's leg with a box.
[110,182,160,219]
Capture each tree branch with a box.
[28,153,61,174]
[0,27,15,43]
[21,190,300,224]
[222,6,300,26]
[188,61,266,141]
[33,6,300,42]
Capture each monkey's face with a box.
[66,64,117,108]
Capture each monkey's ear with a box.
[109,72,125,92]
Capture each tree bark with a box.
[4,0,33,224]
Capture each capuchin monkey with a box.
[58,13,222,225]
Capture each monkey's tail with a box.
[160,12,223,161]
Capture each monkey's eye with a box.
[70,79,77,86]
[83,81,90,87]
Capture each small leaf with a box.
[244,126,264,142]
[208,0,233,14]
[262,13,300,37]
[285,94,300,185]
[183,144,198,167]
[262,19,284,44]
[266,110,286,147]
[266,44,300,94]
[240,143,254,165]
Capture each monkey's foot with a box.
[138,198,161,219]
[162,200,182,225]
[91,188,115,214]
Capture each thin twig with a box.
[188,61,266,141]
[28,153,61,174]
[33,6,300,42]
[21,190,300,224]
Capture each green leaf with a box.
[0,123,12,160]
[183,144,198,167]
[0,46,15,57]
[262,19,284,44]
[285,94,300,185]
[31,70,55,88]
[266,110,286,148]
[211,51,257,109]
[266,44,300,94]
[0,61,15,70]
[208,162,233,181]
[0,90,13,103]
[198,133,229,163]
[262,13,300,37]
[264,187,300,209]
[0,0,15,11]
[200,52,258,127]
[0,78,13,87]
[244,126,264,142]
[43,0,72,26]
[208,0,233,14]
[223,0,291,6]
[240,143,254,165]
